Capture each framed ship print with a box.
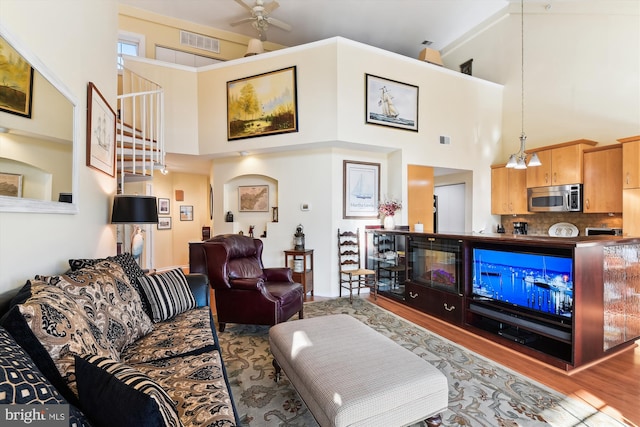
[343,160,380,219]
[86,82,116,177]
[365,74,418,132]
[227,66,298,141]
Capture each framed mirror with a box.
[0,22,79,214]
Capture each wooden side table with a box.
[284,249,314,296]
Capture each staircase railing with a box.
[116,68,165,191]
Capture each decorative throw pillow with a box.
[39,260,153,353]
[14,280,117,396]
[137,269,196,323]
[0,327,91,426]
[75,355,183,427]
[69,253,151,316]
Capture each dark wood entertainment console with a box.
[366,229,640,371]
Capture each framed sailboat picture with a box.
[365,74,418,131]
[343,160,380,219]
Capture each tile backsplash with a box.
[498,213,623,236]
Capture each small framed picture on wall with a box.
[158,198,170,215]
[180,205,194,221]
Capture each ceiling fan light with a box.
[528,152,542,167]
[244,38,264,56]
[506,154,517,168]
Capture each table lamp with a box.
[111,195,159,263]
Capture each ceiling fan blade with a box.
[233,0,253,12]
[263,0,280,14]
[230,17,255,27]
[266,16,292,32]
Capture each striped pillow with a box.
[75,355,183,427]
[137,269,197,322]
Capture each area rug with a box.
[218,298,624,426]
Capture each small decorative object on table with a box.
[379,199,401,229]
[249,225,255,237]
[294,224,305,250]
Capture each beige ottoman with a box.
[269,314,448,427]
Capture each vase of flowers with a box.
[379,199,401,229]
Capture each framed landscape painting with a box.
[365,74,418,132]
[343,160,380,219]
[0,35,33,118]
[227,66,298,141]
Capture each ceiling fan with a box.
[230,0,292,41]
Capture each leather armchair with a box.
[190,234,304,332]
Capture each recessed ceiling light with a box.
[239,151,249,156]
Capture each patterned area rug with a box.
[218,298,623,426]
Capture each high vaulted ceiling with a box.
[119,0,514,58]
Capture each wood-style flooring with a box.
[347,295,639,426]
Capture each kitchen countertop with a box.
[375,229,640,248]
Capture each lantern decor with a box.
[294,224,305,251]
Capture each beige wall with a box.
[150,172,211,270]
[118,5,286,61]
[0,0,119,295]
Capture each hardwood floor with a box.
[355,295,640,426]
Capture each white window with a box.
[117,31,145,69]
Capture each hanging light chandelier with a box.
[506,0,541,169]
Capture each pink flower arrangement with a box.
[379,199,402,216]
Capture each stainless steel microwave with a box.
[527,184,582,212]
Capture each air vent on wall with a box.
[180,30,220,54]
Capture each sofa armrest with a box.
[186,273,209,308]
[229,277,265,291]
[263,267,293,283]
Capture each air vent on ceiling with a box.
[180,30,220,54]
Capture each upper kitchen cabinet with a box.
[619,135,640,237]
[583,144,622,213]
[620,135,640,189]
[525,139,598,188]
[491,165,528,215]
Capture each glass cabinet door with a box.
[366,230,407,300]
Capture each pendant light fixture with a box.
[506,0,541,169]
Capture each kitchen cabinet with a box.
[619,135,640,237]
[583,144,622,213]
[620,135,640,189]
[491,165,527,215]
[525,139,597,187]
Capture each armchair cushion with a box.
[227,258,264,280]
[137,269,196,323]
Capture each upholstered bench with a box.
[269,314,448,427]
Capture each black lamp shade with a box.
[111,195,159,224]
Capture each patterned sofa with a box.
[0,253,240,427]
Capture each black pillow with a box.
[75,355,182,427]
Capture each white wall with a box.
[197,39,503,296]
[443,1,640,157]
[0,0,119,294]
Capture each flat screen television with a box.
[471,246,573,318]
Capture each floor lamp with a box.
[111,195,159,265]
